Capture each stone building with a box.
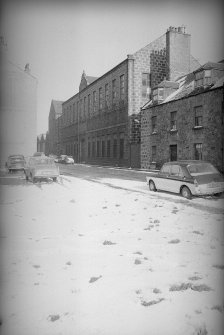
[59,26,200,168]
[48,100,63,156]
[141,61,224,172]
[37,133,47,154]
[0,37,38,165]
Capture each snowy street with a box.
[0,171,224,335]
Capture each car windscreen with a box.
[187,163,218,176]
[9,156,24,161]
[29,158,55,165]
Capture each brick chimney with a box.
[166,26,191,81]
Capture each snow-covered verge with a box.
[0,175,223,335]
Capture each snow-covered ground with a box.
[0,175,223,335]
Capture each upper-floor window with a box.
[93,91,97,113]
[151,116,157,133]
[170,111,177,130]
[195,70,211,87]
[120,75,125,100]
[99,88,103,111]
[77,101,79,120]
[88,94,91,117]
[142,73,150,99]
[152,87,164,102]
[112,79,116,103]
[84,97,87,119]
[194,106,203,127]
[105,83,109,108]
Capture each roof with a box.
[194,61,224,73]
[156,80,179,89]
[142,61,224,110]
[52,100,63,117]
[86,76,98,85]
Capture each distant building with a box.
[0,37,38,164]
[59,26,200,168]
[37,133,47,154]
[141,61,224,172]
[48,100,63,156]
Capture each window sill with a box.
[151,131,158,135]
[193,126,203,130]
[170,129,178,133]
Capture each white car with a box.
[146,160,224,199]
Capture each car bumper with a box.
[194,183,224,195]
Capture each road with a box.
[0,163,224,335]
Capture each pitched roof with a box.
[52,100,63,117]
[86,76,98,85]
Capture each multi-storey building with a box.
[59,26,200,168]
[141,61,224,172]
[48,100,63,156]
[0,37,38,165]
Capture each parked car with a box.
[33,152,45,157]
[6,154,26,172]
[24,156,60,182]
[146,160,224,199]
[58,155,74,164]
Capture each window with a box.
[194,143,203,160]
[161,164,171,175]
[120,75,125,100]
[84,97,87,119]
[142,73,150,99]
[194,106,203,127]
[88,141,91,158]
[204,70,211,85]
[151,116,157,133]
[77,101,79,121]
[112,79,116,103]
[152,146,156,162]
[120,139,124,159]
[105,83,109,108]
[102,140,105,157]
[170,111,177,130]
[107,140,111,157]
[170,145,177,161]
[93,91,97,114]
[195,71,203,87]
[92,141,95,158]
[170,164,183,177]
[113,139,117,158]
[99,88,103,111]
[97,140,100,157]
[88,94,91,117]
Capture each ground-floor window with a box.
[102,140,105,158]
[120,138,124,159]
[88,142,91,158]
[97,140,100,157]
[152,145,156,162]
[194,143,203,160]
[107,140,111,157]
[113,139,117,158]
[92,142,95,158]
[170,144,177,161]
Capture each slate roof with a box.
[52,100,63,118]
[86,76,98,85]
[142,62,224,110]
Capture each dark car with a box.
[6,155,26,173]
[146,160,224,199]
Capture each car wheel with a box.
[181,186,192,199]
[149,180,157,192]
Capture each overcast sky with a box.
[1,0,224,135]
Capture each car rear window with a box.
[187,163,218,176]
[29,158,54,165]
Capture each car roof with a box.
[163,160,211,166]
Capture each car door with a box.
[168,164,184,193]
[156,164,172,191]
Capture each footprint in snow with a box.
[103,240,116,245]
[89,275,102,283]
[47,314,60,322]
